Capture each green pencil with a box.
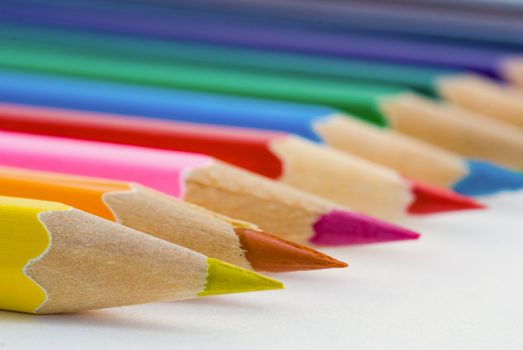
[0,37,402,126]
[0,22,451,96]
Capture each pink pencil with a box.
[0,130,419,246]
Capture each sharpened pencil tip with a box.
[453,160,523,196]
[310,210,420,246]
[407,178,486,214]
[199,258,284,296]
[235,228,348,272]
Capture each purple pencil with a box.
[103,0,523,49]
[0,0,518,78]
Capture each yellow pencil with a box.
[0,195,283,314]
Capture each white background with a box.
[1,192,522,350]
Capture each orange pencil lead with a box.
[235,228,348,272]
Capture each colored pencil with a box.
[439,74,523,131]
[0,129,420,246]
[126,0,523,49]
[0,103,484,220]
[0,0,517,78]
[0,195,283,314]
[0,69,520,196]
[0,165,346,272]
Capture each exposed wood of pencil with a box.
[106,184,254,269]
[32,208,213,313]
[502,58,523,90]
[438,74,523,131]
[272,136,413,219]
[381,93,523,169]
[180,162,420,246]
[185,160,347,244]
[105,184,348,271]
[314,115,469,188]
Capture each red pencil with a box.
[0,102,484,220]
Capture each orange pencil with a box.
[0,165,347,272]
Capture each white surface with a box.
[1,192,522,350]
